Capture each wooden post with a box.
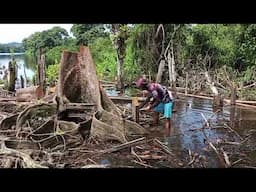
[185,72,188,95]
[230,81,237,105]
[132,97,139,123]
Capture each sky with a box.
[0,24,73,44]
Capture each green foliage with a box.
[22,26,69,54]
[124,37,141,82]
[90,37,116,80]
[71,24,108,45]
[130,24,156,75]
[184,24,240,69]
[46,44,78,66]
[0,42,24,53]
[46,63,59,83]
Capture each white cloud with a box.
[0,24,73,44]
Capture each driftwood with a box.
[16,86,44,102]
[81,164,108,168]
[0,140,47,168]
[99,137,147,154]
[153,138,174,156]
[0,114,19,130]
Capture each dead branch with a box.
[231,159,243,167]
[132,160,153,168]
[188,149,195,167]
[153,138,174,156]
[99,137,147,154]
[131,147,143,163]
[208,142,228,168]
[224,123,243,140]
[200,112,210,127]
[220,147,231,167]
[81,164,108,168]
[237,82,256,90]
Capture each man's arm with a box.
[149,98,161,109]
[138,94,152,109]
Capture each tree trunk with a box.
[185,72,188,95]
[230,81,237,105]
[111,24,128,94]
[156,59,165,83]
[37,48,46,95]
[23,63,28,87]
[116,55,124,93]
[167,50,177,97]
[7,59,17,92]
[170,46,176,88]
[20,75,24,88]
[204,71,223,108]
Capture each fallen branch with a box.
[243,166,256,169]
[200,112,210,127]
[153,138,174,156]
[81,164,108,168]
[224,123,243,140]
[231,159,243,167]
[209,142,227,168]
[220,148,231,167]
[99,137,147,154]
[220,141,240,145]
[188,149,195,167]
[131,147,143,163]
[132,160,153,168]
[237,82,256,90]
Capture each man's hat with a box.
[135,77,148,88]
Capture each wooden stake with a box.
[132,97,140,123]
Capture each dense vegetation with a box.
[0,42,24,53]
[19,24,256,100]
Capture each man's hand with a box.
[140,105,151,111]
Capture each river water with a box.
[108,88,256,167]
[0,53,35,87]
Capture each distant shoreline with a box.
[0,53,25,56]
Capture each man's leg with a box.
[165,118,171,136]
[164,102,173,137]
[153,103,164,125]
[153,112,160,125]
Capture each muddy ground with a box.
[0,96,256,168]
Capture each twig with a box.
[188,149,195,167]
[200,112,210,127]
[131,147,143,163]
[243,166,256,169]
[81,164,108,168]
[209,142,226,168]
[231,159,243,166]
[220,141,240,145]
[87,158,97,164]
[132,160,153,168]
[240,136,251,145]
[220,147,231,167]
[224,123,243,140]
[153,138,174,156]
[99,137,147,154]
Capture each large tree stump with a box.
[57,46,146,143]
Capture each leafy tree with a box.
[71,24,107,45]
